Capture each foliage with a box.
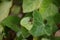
[0,0,60,40]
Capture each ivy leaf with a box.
[30,11,57,36]
[21,27,30,38]
[39,3,58,19]
[0,1,12,23]
[17,27,30,39]
[23,0,41,13]
[23,0,53,13]
[30,11,45,36]
[2,16,20,32]
[20,17,33,30]
[39,0,52,15]
[45,17,58,35]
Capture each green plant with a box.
[0,0,60,40]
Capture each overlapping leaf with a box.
[20,17,33,30]
[30,11,57,36]
[30,11,45,36]
[0,1,12,23]
[39,3,58,19]
[0,25,3,40]
[21,27,30,38]
[23,0,41,13]
[2,16,20,32]
[16,27,29,40]
[23,0,53,13]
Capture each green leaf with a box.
[0,1,12,23]
[0,25,3,40]
[16,27,30,39]
[39,0,52,15]
[39,3,58,19]
[0,25,3,33]
[30,11,45,36]
[21,27,30,38]
[2,16,20,32]
[23,0,53,13]
[45,17,58,35]
[30,11,57,36]
[17,27,30,39]
[20,17,33,30]
[16,35,23,40]
[16,31,23,40]
[23,0,41,13]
